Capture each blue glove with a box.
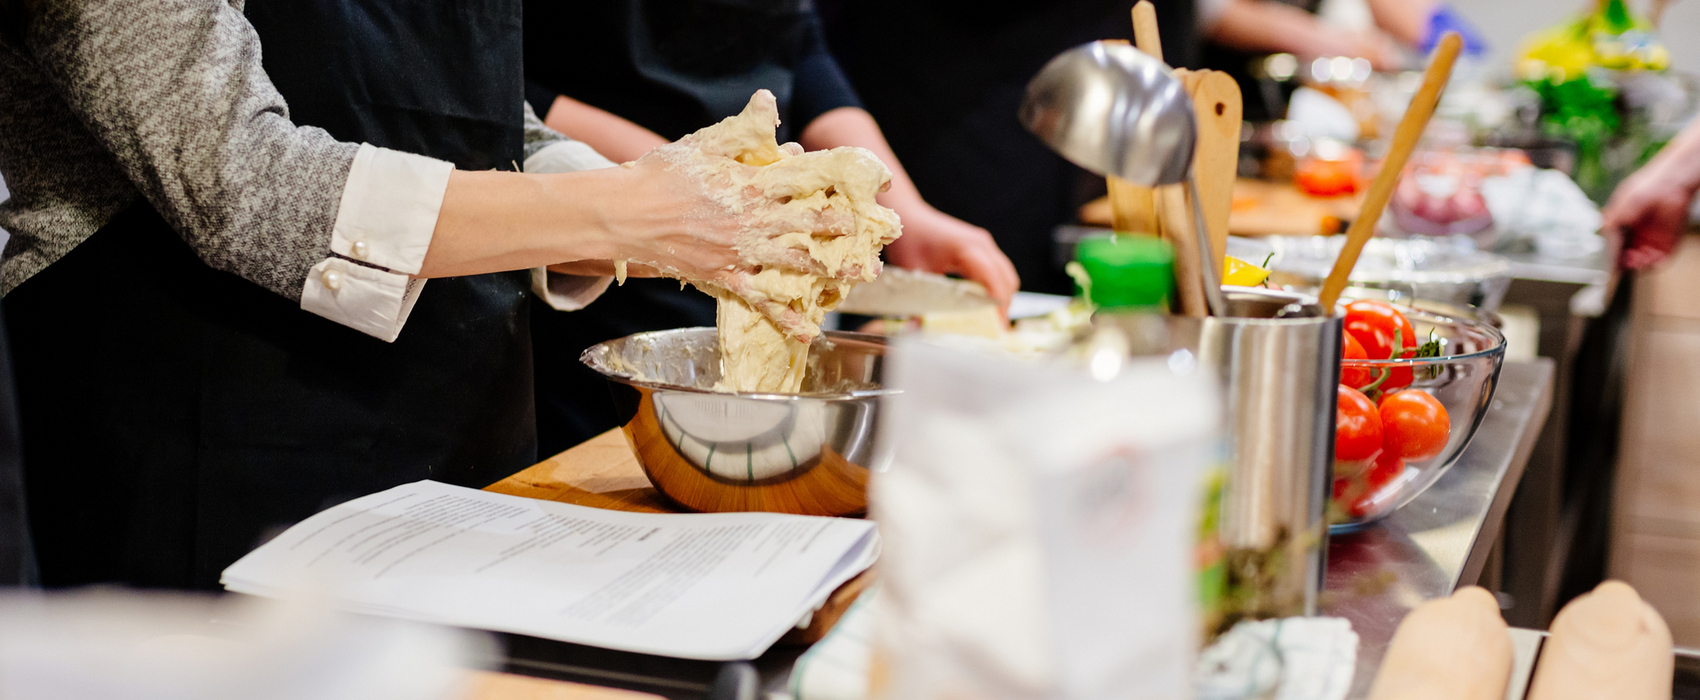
[1420,3,1489,56]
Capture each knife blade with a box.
[835,267,995,317]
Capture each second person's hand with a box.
[882,203,1020,310]
[1603,158,1700,270]
[1601,117,1700,270]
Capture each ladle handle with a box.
[1317,32,1463,314]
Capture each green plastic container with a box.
[1074,234,1174,311]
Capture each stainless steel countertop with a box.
[1498,250,1612,288]
[1323,359,1556,697]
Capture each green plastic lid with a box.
[1075,235,1173,310]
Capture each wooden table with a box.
[484,429,675,513]
[469,671,666,700]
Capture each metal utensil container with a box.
[580,328,891,517]
[1096,286,1339,622]
[1206,287,1340,621]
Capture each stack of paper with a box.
[222,481,878,661]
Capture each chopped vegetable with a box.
[1222,255,1271,287]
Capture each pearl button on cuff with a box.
[321,269,343,290]
[351,240,369,259]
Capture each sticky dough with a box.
[670,91,901,393]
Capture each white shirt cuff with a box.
[529,268,615,311]
[527,139,619,173]
[330,144,447,274]
[524,140,619,312]
[302,144,451,341]
[302,259,426,342]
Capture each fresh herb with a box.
[1405,329,1444,380]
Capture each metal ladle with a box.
[1019,41,1226,316]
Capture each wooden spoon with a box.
[1317,32,1464,314]
[1101,1,1167,241]
[1127,0,1212,316]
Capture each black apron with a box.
[0,306,34,587]
[4,0,533,589]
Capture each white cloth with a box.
[1194,617,1358,700]
[791,586,879,700]
[300,140,620,341]
[791,594,1357,700]
[1479,167,1605,259]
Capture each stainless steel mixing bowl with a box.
[581,328,891,516]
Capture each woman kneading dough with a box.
[650,91,900,393]
[0,0,854,588]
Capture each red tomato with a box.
[1296,158,1360,197]
[1379,390,1451,462]
[1361,450,1405,493]
[1343,300,1416,359]
[1341,330,1372,389]
[1335,385,1383,462]
[1350,452,1406,517]
[1344,300,1418,391]
[1333,452,1405,519]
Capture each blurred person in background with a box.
[523,0,1020,456]
[1602,116,1700,269]
[818,0,1194,297]
[1201,0,1441,71]
[815,0,1483,287]
[1199,0,1486,119]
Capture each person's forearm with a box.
[542,95,669,164]
[420,168,629,278]
[1648,118,1700,191]
[1205,0,1345,57]
[1366,0,1433,48]
[798,107,928,213]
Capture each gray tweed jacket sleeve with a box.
[16,0,359,301]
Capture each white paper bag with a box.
[870,337,1220,700]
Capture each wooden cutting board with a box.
[1081,179,1364,238]
[486,429,675,513]
[1227,179,1363,237]
[483,429,874,646]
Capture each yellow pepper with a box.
[1222,255,1271,287]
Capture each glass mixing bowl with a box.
[1329,298,1506,532]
